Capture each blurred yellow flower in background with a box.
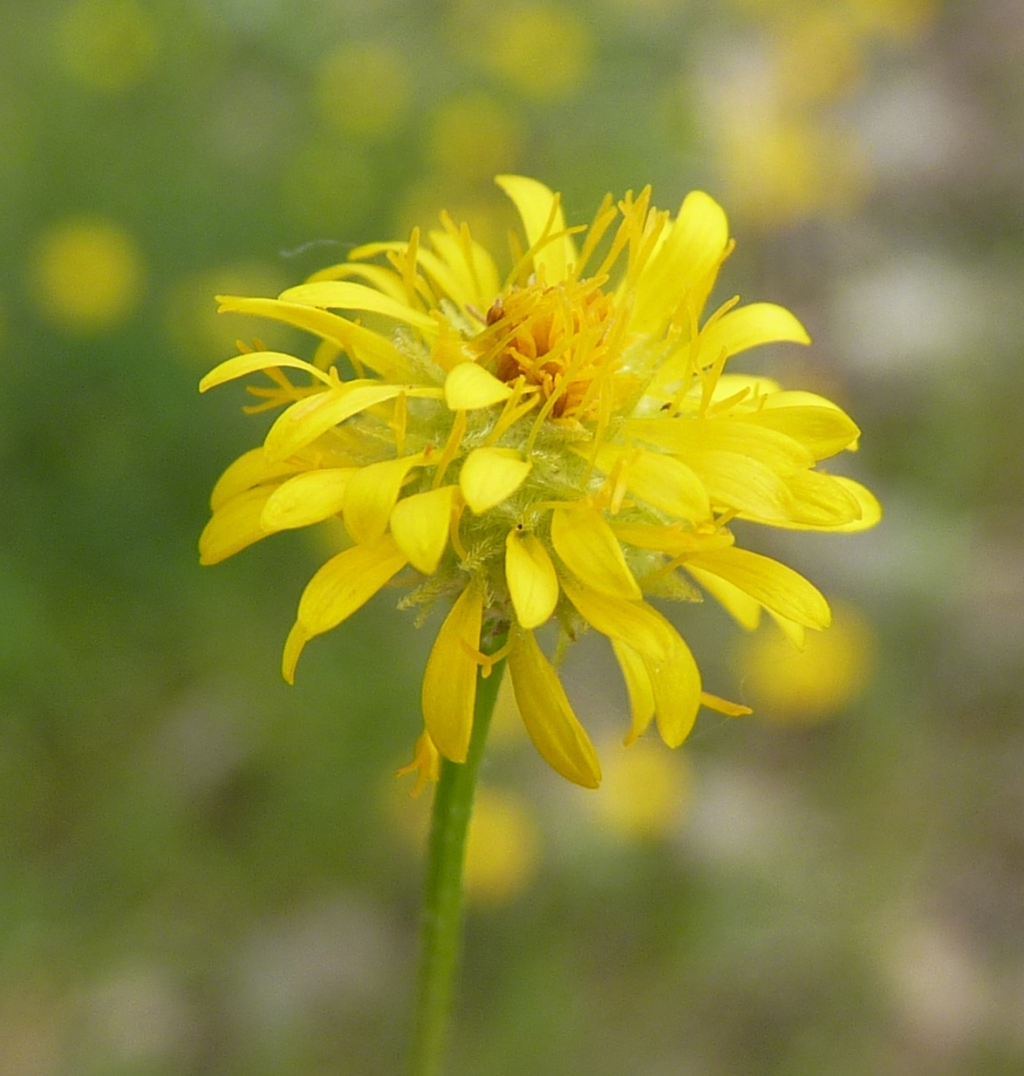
[54,0,159,94]
[316,42,411,141]
[463,787,541,904]
[459,1,593,101]
[427,95,526,185]
[591,739,692,840]
[30,218,144,334]
[737,600,877,723]
[200,175,879,788]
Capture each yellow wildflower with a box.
[199,175,880,788]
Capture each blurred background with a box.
[2,0,1023,1073]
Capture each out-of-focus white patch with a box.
[832,254,989,372]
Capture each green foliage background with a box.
[2,1,1023,1073]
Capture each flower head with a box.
[200,175,880,788]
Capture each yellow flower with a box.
[199,175,881,788]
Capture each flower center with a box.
[476,279,618,421]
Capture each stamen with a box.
[572,193,618,281]
[431,409,468,489]
[390,391,408,457]
[449,499,469,560]
[698,346,729,418]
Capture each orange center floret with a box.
[476,279,618,421]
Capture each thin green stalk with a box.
[410,636,508,1076]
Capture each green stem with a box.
[410,636,508,1076]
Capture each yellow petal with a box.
[507,630,601,788]
[261,468,356,532]
[738,403,860,460]
[210,447,309,511]
[612,522,734,557]
[295,533,408,637]
[623,450,711,521]
[264,381,403,462]
[627,417,814,474]
[422,587,483,762]
[767,609,807,648]
[560,579,676,663]
[305,260,408,302]
[505,530,559,629]
[495,174,575,284]
[631,190,729,334]
[390,485,454,574]
[279,280,438,334]
[686,547,831,629]
[695,302,810,367]
[684,565,762,630]
[783,470,863,527]
[708,373,782,404]
[444,362,513,410]
[827,478,881,532]
[199,350,335,393]
[700,692,752,717]
[643,632,701,748]
[199,485,275,565]
[741,475,881,533]
[281,620,311,684]
[426,226,501,312]
[685,450,795,521]
[550,505,641,599]
[611,640,655,745]
[343,454,424,544]
[216,296,414,381]
[459,447,531,514]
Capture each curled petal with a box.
[738,401,860,460]
[210,447,310,512]
[282,620,311,684]
[685,450,795,521]
[782,470,863,528]
[642,632,701,748]
[199,485,276,565]
[686,547,831,629]
[343,455,424,544]
[279,280,438,333]
[390,486,454,574]
[296,533,408,638]
[612,522,734,557]
[550,506,641,600]
[459,447,531,514]
[444,362,513,410]
[627,418,814,474]
[199,350,335,393]
[216,296,415,381]
[695,302,810,368]
[264,381,405,462]
[508,630,601,788]
[623,450,711,521]
[611,640,655,745]
[560,579,676,664]
[685,565,762,630]
[775,476,882,533]
[505,530,559,629]
[422,587,484,762]
[261,468,356,532]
